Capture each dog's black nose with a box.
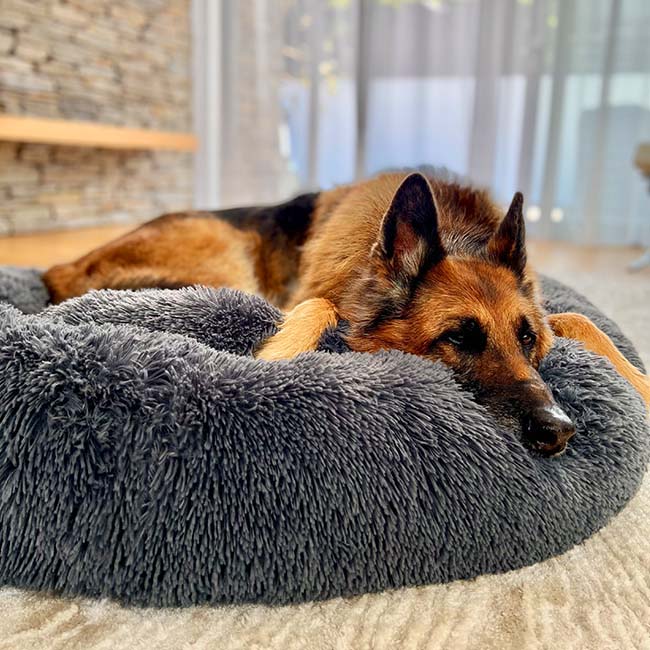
[522,404,576,456]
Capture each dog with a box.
[44,171,650,455]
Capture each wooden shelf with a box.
[0,114,197,152]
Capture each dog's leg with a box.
[43,216,261,303]
[255,298,339,361]
[548,312,650,407]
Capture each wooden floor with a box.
[0,224,134,267]
[1,224,648,367]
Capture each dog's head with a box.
[343,173,575,456]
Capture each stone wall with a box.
[0,0,193,235]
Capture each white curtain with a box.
[193,0,650,246]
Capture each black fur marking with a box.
[433,318,487,355]
[318,321,352,353]
[364,296,404,333]
[210,192,319,246]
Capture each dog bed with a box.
[0,266,647,608]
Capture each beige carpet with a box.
[1,243,649,649]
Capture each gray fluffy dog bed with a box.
[0,266,647,607]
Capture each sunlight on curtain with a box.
[199,0,650,246]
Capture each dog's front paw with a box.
[255,298,339,361]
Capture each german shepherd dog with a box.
[44,172,650,455]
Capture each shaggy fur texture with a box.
[0,267,647,607]
[0,266,49,314]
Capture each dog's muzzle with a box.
[522,402,576,456]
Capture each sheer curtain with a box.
[193,0,650,246]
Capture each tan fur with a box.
[290,174,502,309]
[255,299,339,361]
[344,260,553,385]
[548,312,650,408]
[44,215,261,302]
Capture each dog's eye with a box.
[518,317,537,350]
[445,332,466,346]
[519,330,536,347]
[439,319,486,353]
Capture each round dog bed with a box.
[0,267,647,607]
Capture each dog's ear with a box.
[488,192,526,277]
[375,172,445,279]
